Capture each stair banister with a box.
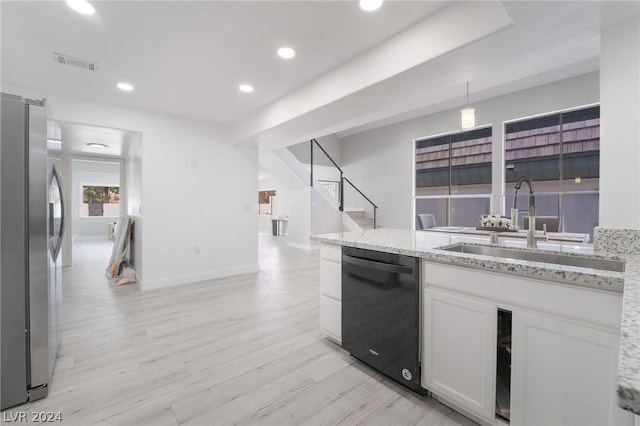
[309,138,377,228]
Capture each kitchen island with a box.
[311,228,639,425]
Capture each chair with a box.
[522,216,560,232]
[416,214,436,230]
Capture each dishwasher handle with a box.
[343,255,413,275]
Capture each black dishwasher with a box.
[342,246,424,394]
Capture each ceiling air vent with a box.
[52,52,99,72]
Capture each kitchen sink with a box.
[440,243,626,272]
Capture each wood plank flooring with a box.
[5,235,476,425]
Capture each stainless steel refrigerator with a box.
[1,93,64,410]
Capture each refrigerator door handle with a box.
[49,165,64,261]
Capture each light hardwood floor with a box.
[5,235,476,426]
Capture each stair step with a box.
[353,217,374,229]
[345,210,366,219]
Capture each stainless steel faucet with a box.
[513,175,537,248]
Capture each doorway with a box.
[59,121,142,282]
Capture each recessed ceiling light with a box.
[65,0,95,15]
[359,0,383,12]
[47,139,62,145]
[86,143,108,149]
[238,84,254,93]
[117,82,134,91]
[277,47,296,59]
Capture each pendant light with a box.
[460,81,476,129]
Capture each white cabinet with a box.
[422,288,497,422]
[422,260,633,426]
[511,310,631,426]
[319,244,342,344]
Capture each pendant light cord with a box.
[466,81,470,106]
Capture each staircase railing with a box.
[310,139,378,228]
[343,176,378,230]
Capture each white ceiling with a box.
[2,1,639,153]
[237,0,639,148]
[58,121,136,158]
[1,0,447,125]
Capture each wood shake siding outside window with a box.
[415,127,493,192]
[505,119,599,162]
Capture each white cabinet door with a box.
[422,288,496,422]
[319,243,342,344]
[511,311,633,426]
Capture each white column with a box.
[599,17,640,229]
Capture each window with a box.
[414,127,492,228]
[82,185,120,217]
[259,190,276,215]
[504,105,599,239]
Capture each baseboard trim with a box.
[73,235,110,241]
[140,264,259,291]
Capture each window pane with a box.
[259,190,276,215]
[562,193,599,241]
[415,128,492,225]
[82,185,120,217]
[416,134,450,195]
[450,198,490,227]
[505,114,560,193]
[561,106,599,193]
[415,198,447,229]
[504,106,600,239]
[504,194,559,229]
[450,127,492,195]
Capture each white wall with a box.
[6,84,259,290]
[286,187,312,250]
[71,159,121,239]
[311,190,343,238]
[600,17,640,229]
[289,135,343,188]
[340,72,600,229]
[288,134,342,167]
[259,157,342,244]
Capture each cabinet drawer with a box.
[320,259,341,300]
[320,243,342,262]
[320,295,341,344]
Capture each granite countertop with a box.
[594,228,640,416]
[311,227,640,415]
[311,228,624,292]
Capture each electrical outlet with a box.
[194,245,200,254]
